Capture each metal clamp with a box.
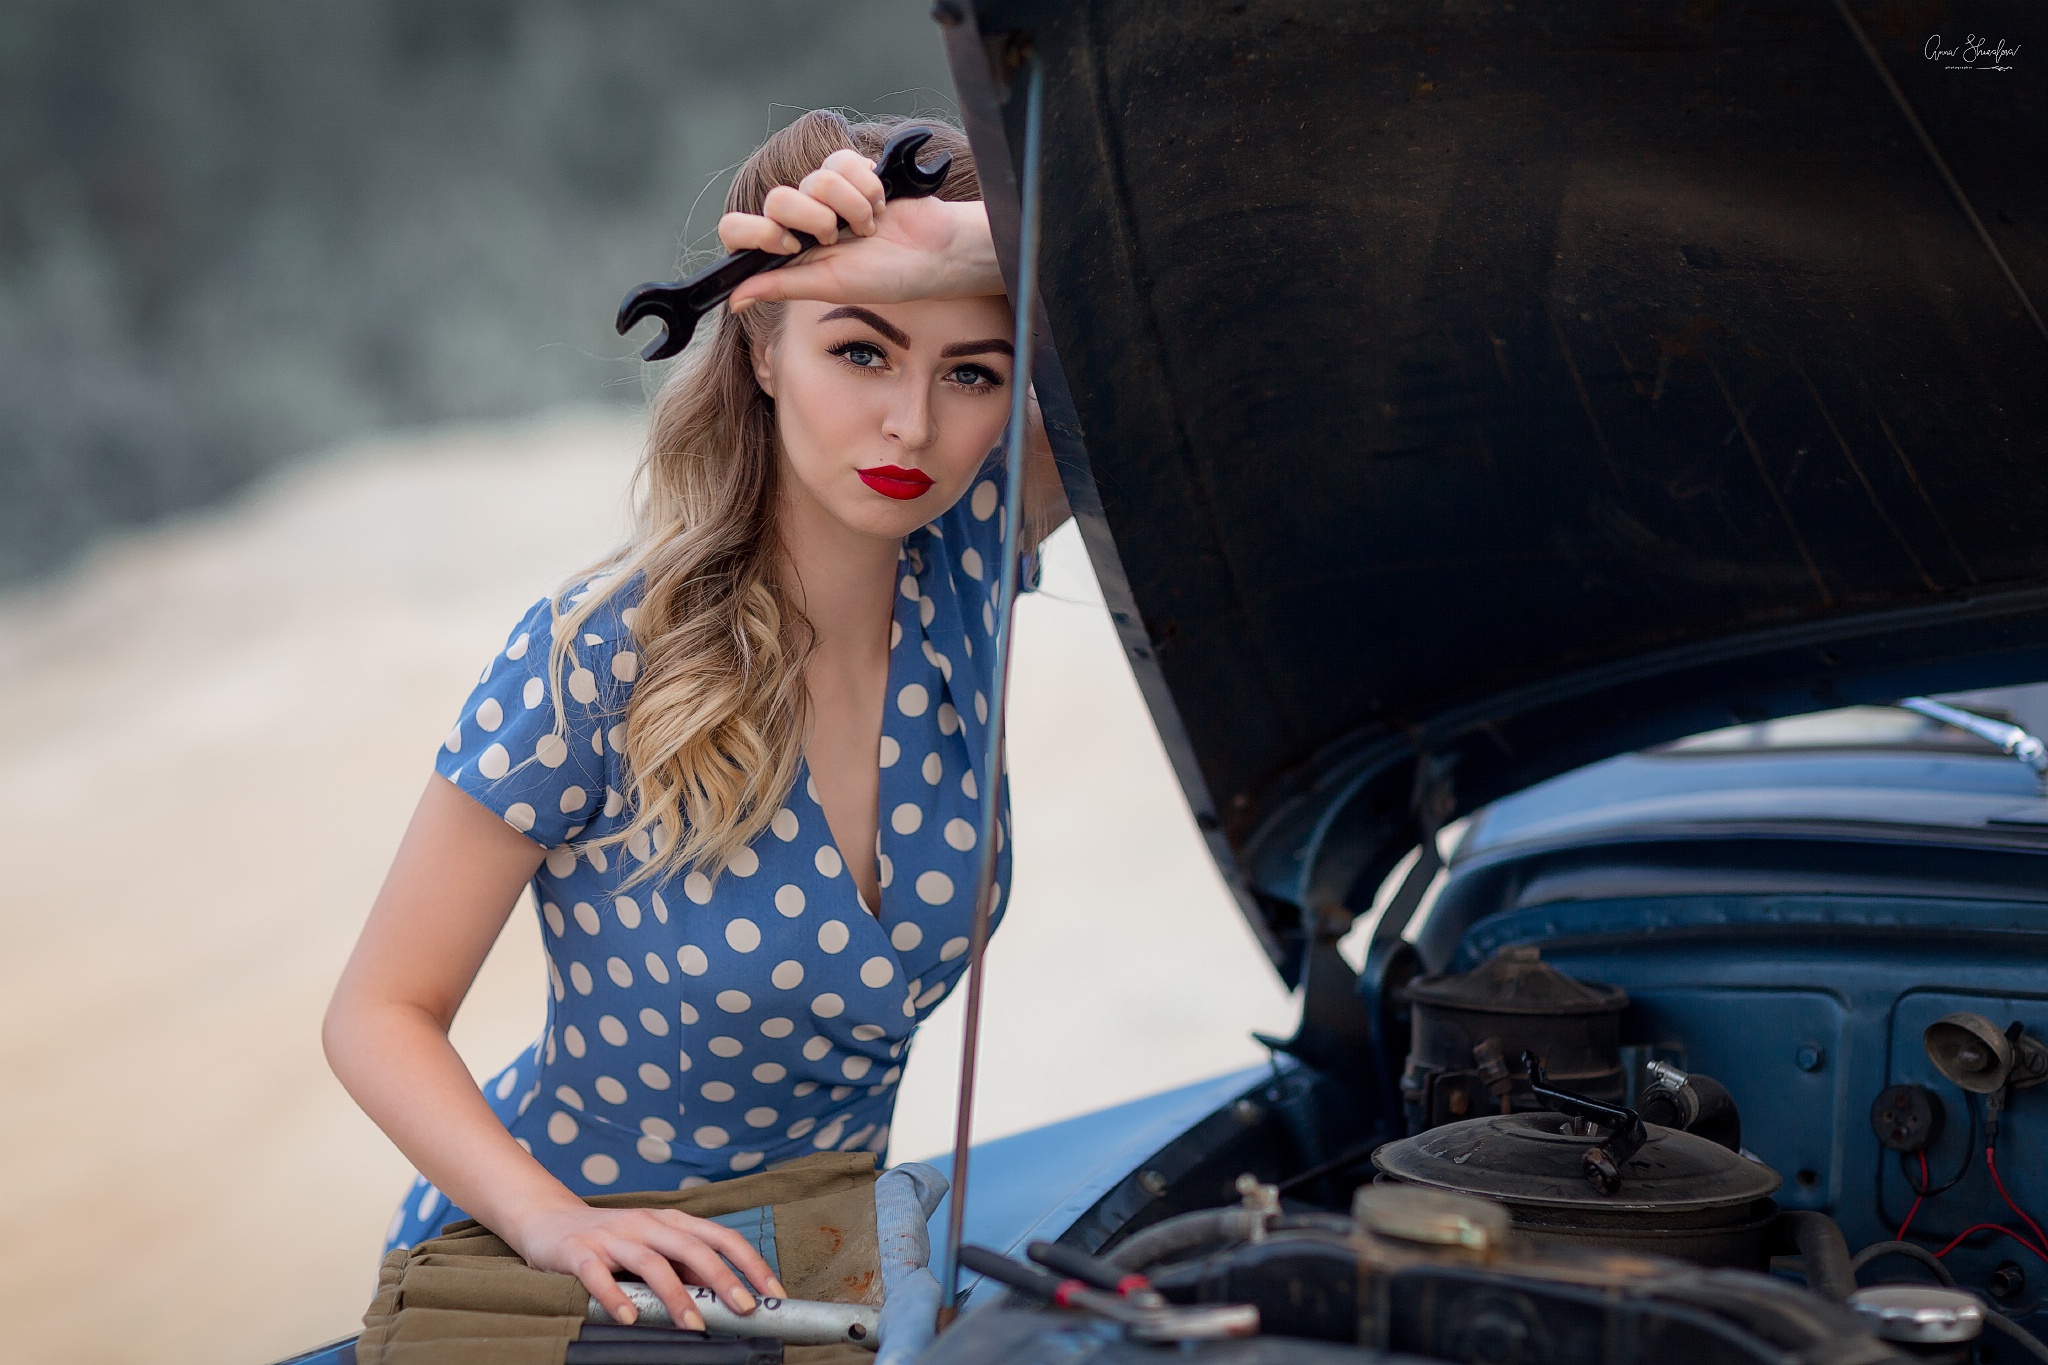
[1521,1051,1647,1195]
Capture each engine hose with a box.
[1849,1239,1957,1287]
[1980,1307,2048,1365]
[1102,1209,1351,1272]
[1779,1210,1857,1302]
[1103,1209,1259,1271]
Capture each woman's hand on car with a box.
[510,1202,788,1330]
[719,148,1001,308]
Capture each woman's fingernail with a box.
[732,1288,758,1313]
[616,1305,637,1325]
[769,1279,789,1298]
[685,1313,707,1332]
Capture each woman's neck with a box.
[777,477,899,664]
[778,471,898,912]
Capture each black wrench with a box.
[615,126,952,361]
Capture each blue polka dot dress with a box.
[384,462,1022,1251]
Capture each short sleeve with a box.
[436,592,635,848]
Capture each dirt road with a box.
[0,412,1294,1364]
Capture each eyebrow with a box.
[816,305,1013,361]
[818,306,911,348]
[940,338,1014,359]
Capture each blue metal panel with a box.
[1622,988,1848,1209]
[1461,750,2042,859]
[1457,895,2048,970]
[921,1065,1272,1306]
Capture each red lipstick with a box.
[856,465,935,500]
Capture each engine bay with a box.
[930,936,2048,1364]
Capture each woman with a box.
[323,111,1066,1331]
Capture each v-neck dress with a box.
[383,463,1022,1251]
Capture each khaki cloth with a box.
[359,1152,882,1365]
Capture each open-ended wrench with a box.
[616,126,952,362]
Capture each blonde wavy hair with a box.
[549,110,983,885]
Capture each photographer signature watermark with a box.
[1925,34,2020,71]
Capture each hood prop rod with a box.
[938,48,1046,1327]
[1896,697,2048,795]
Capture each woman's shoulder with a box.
[485,573,646,684]
[440,573,645,847]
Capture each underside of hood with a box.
[938,0,2048,982]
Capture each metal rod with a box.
[939,51,1045,1324]
[1897,696,2048,790]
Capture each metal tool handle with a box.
[1521,1050,1648,1195]
[591,1283,879,1349]
[615,126,952,361]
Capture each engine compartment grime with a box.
[930,1181,1899,1365]
[926,941,2048,1364]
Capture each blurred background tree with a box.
[0,0,950,585]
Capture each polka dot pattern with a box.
[394,455,1022,1252]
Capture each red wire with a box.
[1932,1221,2048,1263]
[1897,1151,1927,1240]
[1988,1146,2048,1254]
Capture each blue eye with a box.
[950,364,1002,389]
[830,341,886,368]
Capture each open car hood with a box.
[937,0,2048,981]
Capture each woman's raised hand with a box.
[719,148,1001,309]
[511,1202,788,1330]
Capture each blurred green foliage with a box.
[0,0,951,584]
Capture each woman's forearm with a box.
[725,196,1004,310]
[324,773,575,1244]
[934,200,1004,298]
[324,992,582,1247]
[326,772,784,1324]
